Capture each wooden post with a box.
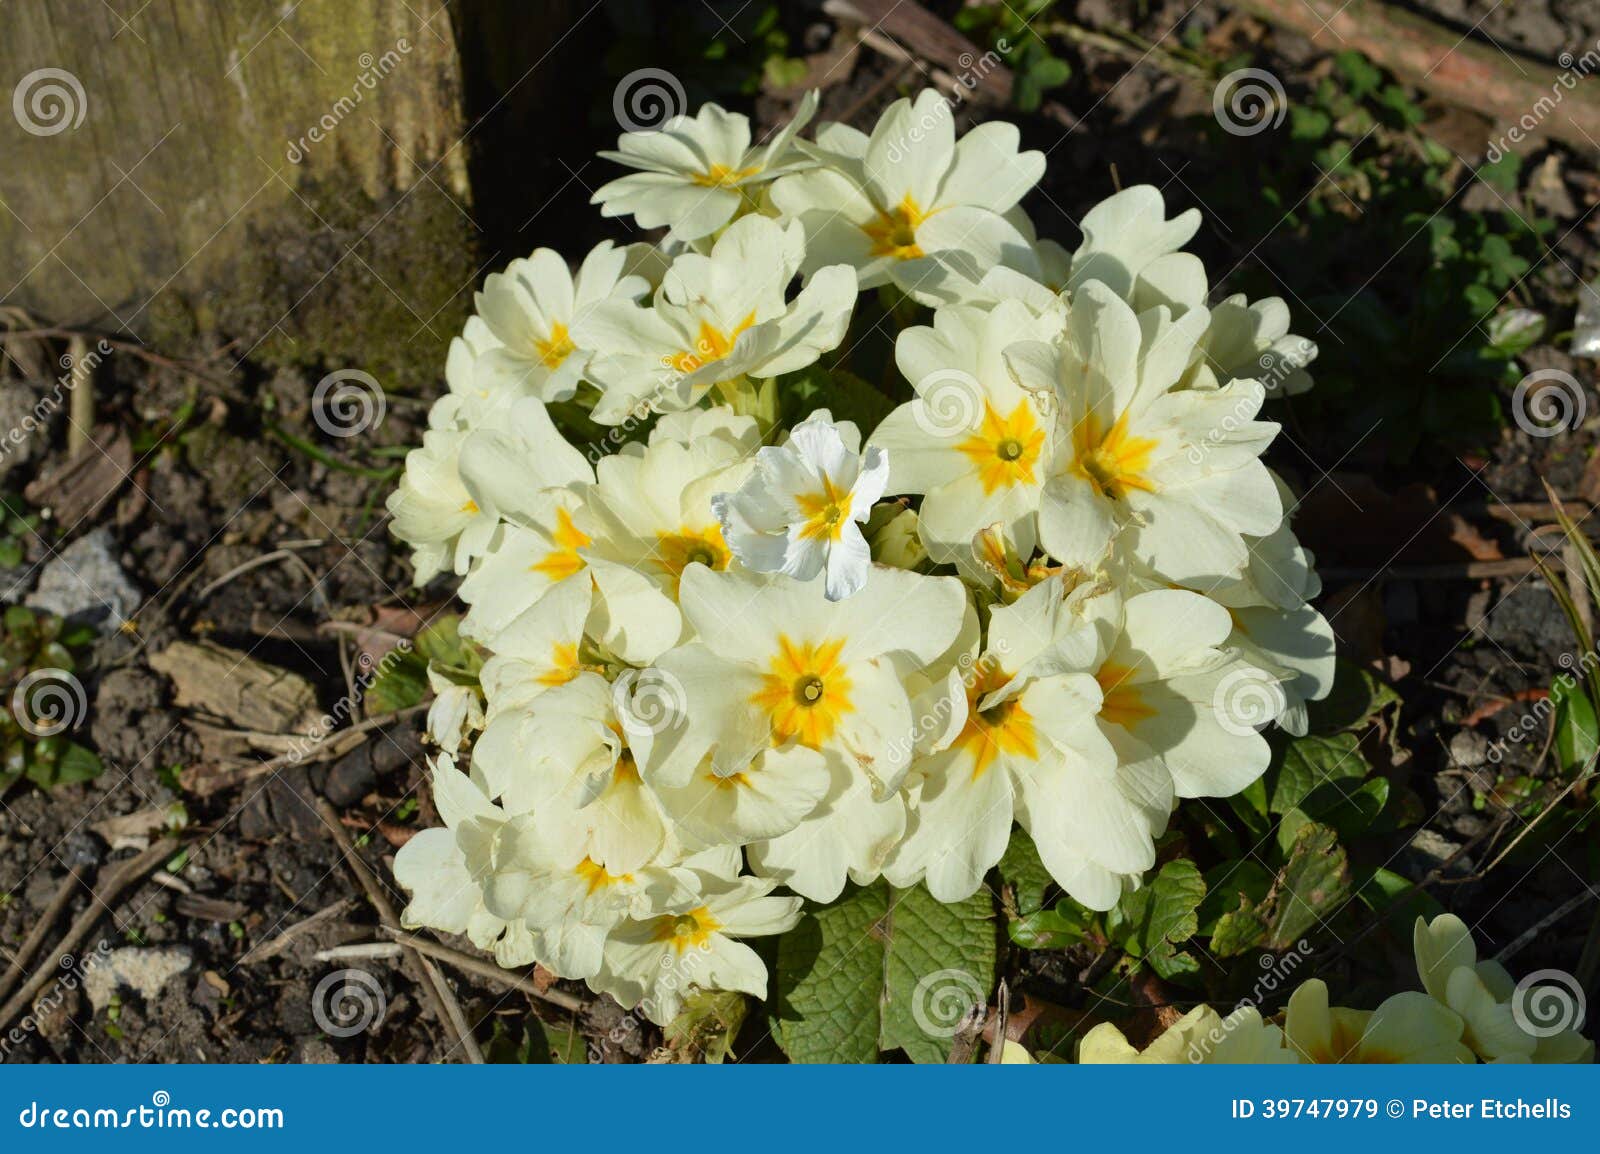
[0,1,481,388]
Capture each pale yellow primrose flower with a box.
[883,573,1169,912]
[592,91,820,244]
[771,89,1044,293]
[471,240,654,404]
[393,756,538,969]
[1079,1005,1295,1064]
[573,215,856,424]
[1005,281,1283,584]
[1284,978,1474,1063]
[589,865,803,1025]
[868,299,1062,567]
[647,564,968,902]
[1414,914,1593,1063]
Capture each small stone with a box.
[0,382,44,484]
[83,946,193,1012]
[1448,729,1489,769]
[1402,828,1474,879]
[29,982,80,1038]
[318,744,376,807]
[25,528,142,630]
[299,1038,340,1063]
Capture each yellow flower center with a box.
[1071,411,1159,501]
[1094,660,1155,728]
[863,193,930,259]
[751,636,854,749]
[652,906,722,951]
[953,662,1038,780]
[573,857,633,894]
[794,473,853,541]
[533,321,576,370]
[692,162,760,188]
[957,401,1046,495]
[537,641,581,688]
[459,499,480,515]
[654,524,732,593]
[531,506,590,581]
[668,313,757,375]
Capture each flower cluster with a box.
[1079,915,1593,1064]
[387,89,1337,1026]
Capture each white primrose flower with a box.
[592,91,820,243]
[771,89,1044,293]
[574,215,857,423]
[471,241,653,404]
[588,865,803,1025]
[1005,281,1283,583]
[713,409,889,601]
[868,300,1061,564]
[885,574,1170,911]
[647,564,968,901]
[393,756,538,967]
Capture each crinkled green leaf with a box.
[1268,731,1369,815]
[414,614,482,677]
[1211,824,1350,956]
[363,651,431,715]
[1008,905,1089,951]
[1278,776,1389,851]
[1198,859,1273,937]
[773,882,996,1064]
[1106,859,1205,980]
